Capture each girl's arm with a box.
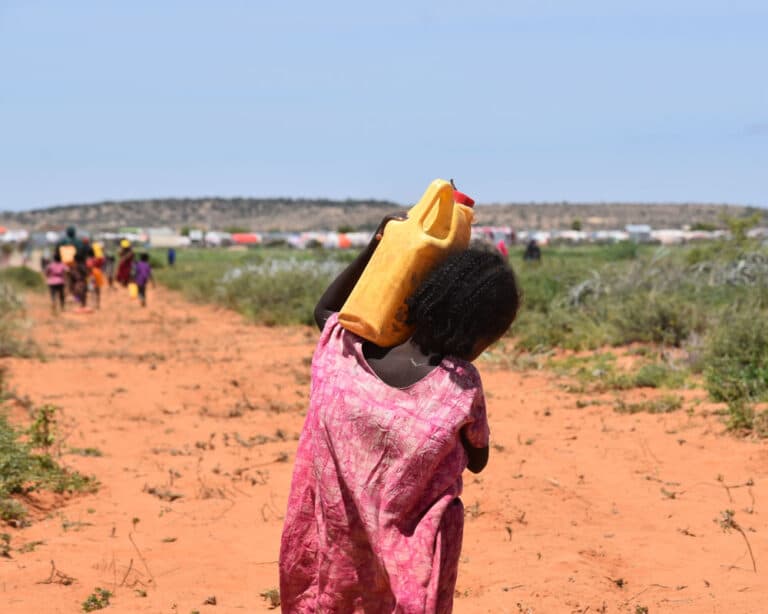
[314,213,405,331]
[461,431,489,473]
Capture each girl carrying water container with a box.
[279,213,520,613]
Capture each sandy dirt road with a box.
[1,286,766,613]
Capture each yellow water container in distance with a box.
[59,245,76,265]
[339,179,474,346]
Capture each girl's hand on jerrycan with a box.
[373,212,408,242]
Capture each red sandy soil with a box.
[1,287,766,613]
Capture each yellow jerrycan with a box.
[128,282,139,299]
[58,244,76,265]
[339,179,474,346]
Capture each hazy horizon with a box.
[3,194,764,216]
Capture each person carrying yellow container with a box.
[56,227,95,311]
[116,239,134,287]
[279,204,521,612]
[86,240,106,309]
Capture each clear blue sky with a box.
[1,1,766,210]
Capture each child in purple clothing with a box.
[44,251,68,314]
[134,253,155,307]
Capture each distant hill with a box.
[1,197,765,232]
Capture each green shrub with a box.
[704,311,768,402]
[601,241,638,261]
[609,293,701,347]
[0,405,97,523]
[214,260,337,326]
[632,362,687,389]
[519,275,563,314]
[0,283,35,358]
[0,267,44,291]
[753,410,768,438]
[155,250,345,326]
[148,253,165,270]
[725,400,756,432]
[513,308,609,352]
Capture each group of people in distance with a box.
[42,226,155,314]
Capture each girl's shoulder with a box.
[440,356,483,392]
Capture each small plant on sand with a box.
[68,447,103,457]
[28,404,57,451]
[613,395,683,415]
[717,509,757,572]
[724,400,756,433]
[260,588,281,609]
[17,539,44,553]
[82,587,112,612]
[0,532,11,557]
[547,353,687,394]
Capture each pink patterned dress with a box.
[279,314,489,613]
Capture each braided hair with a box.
[405,249,520,359]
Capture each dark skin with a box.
[314,215,490,473]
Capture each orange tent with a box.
[231,233,260,245]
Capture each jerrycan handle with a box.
[410,179,455,237]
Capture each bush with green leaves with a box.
[153,244,768,436]
[0,282,35,358]
[0,267,45,291]
[632,362,687,389]
[0,401,98,523]
[154,248,349,326]
[82,588,112,612]
[704,311,768,403]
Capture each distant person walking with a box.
[87,252,106,309]
[77,237,96,309]
[103,251,116,288]
[56,227,93,310]
[44,251,68,314]
[523,239,542,263]
[134,253,155,307]
[116,239,134,287]
[55,226,82,267]
[167,247,176,267]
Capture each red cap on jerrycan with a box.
[453,190,475,207]
[450,179,475,208]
